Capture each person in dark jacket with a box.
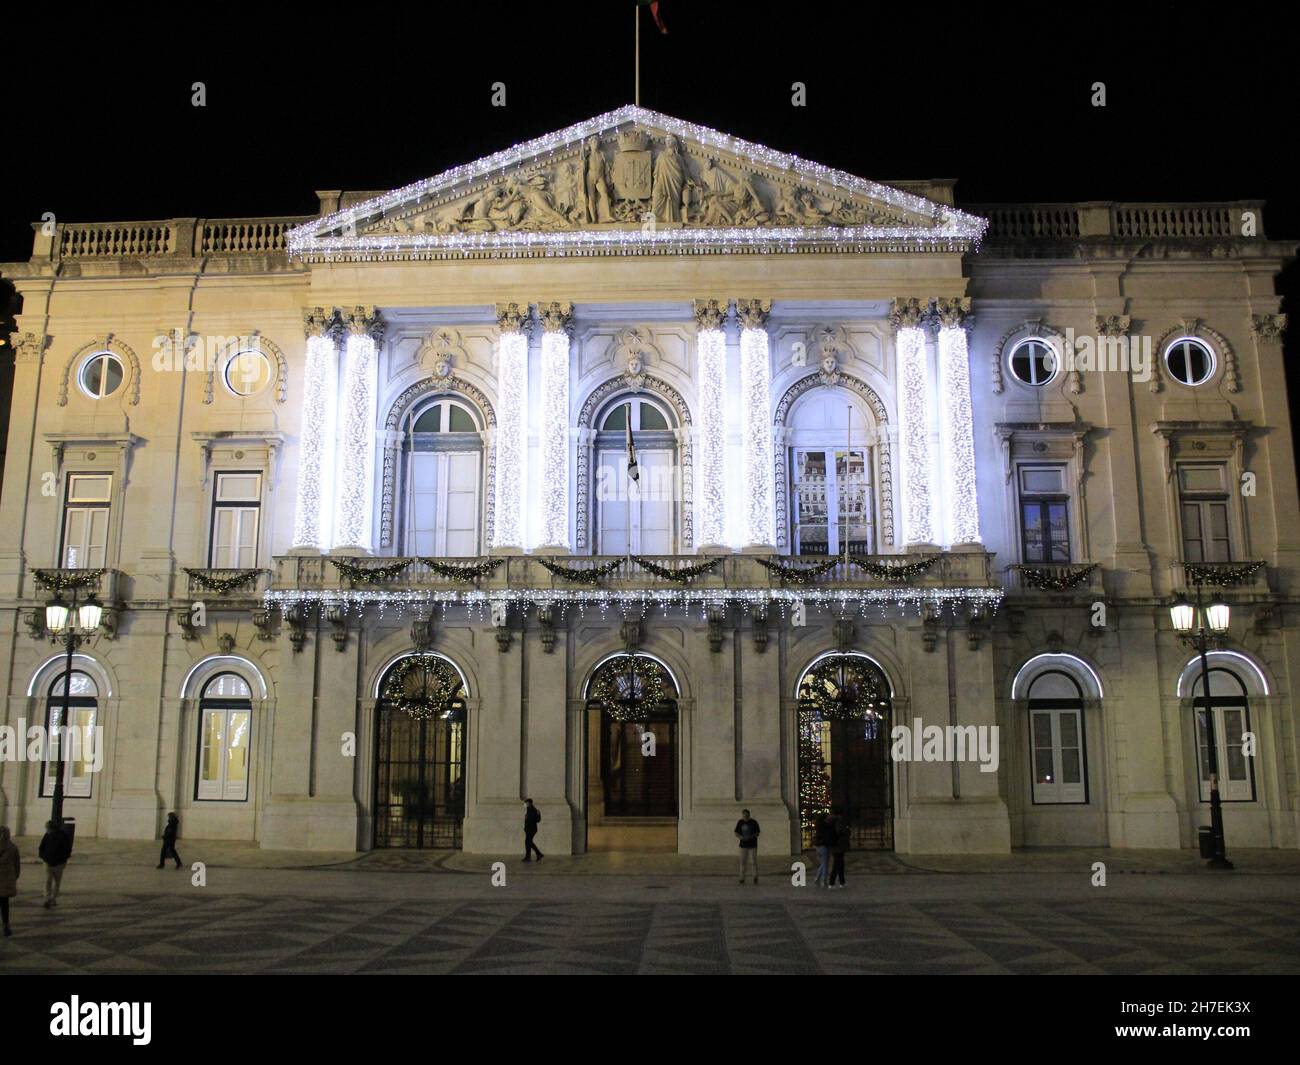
[735,809,761,884]
[812,814,833,887]
[523,799,543,861]
[157,812,182,869]
[0,826,19,936]
[829,808,849,888]
[39,820,72,909]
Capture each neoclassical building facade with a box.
[1,106,1296,855]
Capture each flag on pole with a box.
[624,403,640,484]
[638,0,668,34]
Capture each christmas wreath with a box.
[382,654,465,721]
[798,656,888,721]
[587,654,671,722]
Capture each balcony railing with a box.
[37,216,314,263]
[966,201,1265,243]
[184,568,272,599]
[1170,561,1270,595]
[1004,563,1104,597]
[29,568,122,602]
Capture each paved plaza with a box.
[2,841,1299,974]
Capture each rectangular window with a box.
[197,706,251,801]
[210,472,261,568]
[1017,465,1070,563]
[40,704,98,799]
[1029,707,1087,804]
[792,448,872,556]
[1179,465,1231,563]
[60,474,112,569]
[1195,706,1255,802]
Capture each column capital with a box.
[733,298,772,330]
[1251,313,1287,343]
[537,300,574,334]
[8,330,47,365]
[496,302,531,335]
[888,297,929,333]
[302,307,333,339]
[341,305,385,344]
[932,297,973,332]
[1096,313,1131,338]
[693,298,728,332]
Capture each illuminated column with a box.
[936,297,981,546]
[290,307,338,551]
[736,298,775,550]
[537,301,573,551]
[694,299,729,550]
[890,297,937,547]
[331,306,384,552]
[492,302,529,552]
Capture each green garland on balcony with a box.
[382,653,464,721]
[1184,561,1265,587]
[184,568,261,594]
[32,568,104,592]
[418,558,502,583]
[754,556,841,585]
[329,558,412,584]
[632,556,722,583]
[848,554,941,582]
[536,558,624,585]
[1018,563,1097,591]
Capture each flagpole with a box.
[635,3,640,106]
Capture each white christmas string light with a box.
[539,327,571,549]
[291,331,337,549]
[695,326,728,547]
[938,324,981,546]
[897,325,935,545]
[740,326,775,547]
[492,329,529,548]
[333,330,378,550]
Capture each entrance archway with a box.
[797,652,894,850]
[584,652,679,851]
[373,653,467,849]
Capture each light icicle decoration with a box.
[738,300,775,547]
[492,306,529,549]
[892,298,934,545]
[291,310,337,550]
[333,309,382,550]
[694,300,728,547]
[936,299,980,546]
[538,302,573,550]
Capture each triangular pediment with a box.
[288,106,984,261]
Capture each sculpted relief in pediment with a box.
[366,128,907,237]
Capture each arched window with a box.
[41,670,99,799]
[402,398,483,557]
[1191,668,1255,802]
[594,396,677,555]
[1027,670,1088,805]
[197,673,253,801]
[787,390,875,556]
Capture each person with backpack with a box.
[39,820,72,908]
[830,808,849,888]
[523,798,544,861]
[812,814,833,887]
[157,812,182,869]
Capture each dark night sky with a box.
[3,0,1298,440]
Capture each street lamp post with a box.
[44,588,103,825]
[1170,582,1233,870]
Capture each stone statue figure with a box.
[695,158,736,225]
[651,134,686,223]
[513,175,574,229]
[583,136,614,223]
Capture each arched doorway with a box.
[584,652,679,851]
[796,653,893,850]
[373,654,467,849]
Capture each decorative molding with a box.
[575,373,694,552]
[932,296,972,331]
[733,298,771,331]
[202,333,288,404]
[1095,314,1131,338]
[1250,313,1286,343]
[1153,319,1238,394]
[537,300,574,334]
[59,334,142,406]
[772,372,893,550]
[495,302,530,334]
[9,331,47,365]
[812,324,856,385]
[302,307,333,338]
[992,318,1065,396]
[380,376,497,550]
[416,327,466,380]
[693,298,727,332]
[342,305,385,344]
[887,297,927,332]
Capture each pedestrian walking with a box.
[735,808,761,884]
[812,814,833,887]
[523,798,544,861]
[39,820,72,909]
[157,812,182,869]
[0,826,20,937]
[830,808,849,888]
